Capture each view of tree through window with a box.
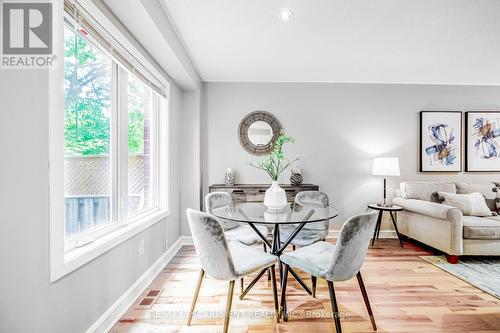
[64,25,113,237]
[64,28,111,156]
[128,78,146,154]
[127,75,153,216]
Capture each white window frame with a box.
[49,0,171,282]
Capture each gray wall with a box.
[204,82,500,228]
[180,91,203,235]
[0,68,183,332]
[167,84,183,247]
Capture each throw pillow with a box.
[493,186,500,214]
[437,192,492,217]
[432,191,445,203]
[455,182,497,212]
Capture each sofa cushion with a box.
[438,192,492,217]
[455,182,497,212]
[456,182,496,198]
[486,215,500,222]
[400,181,456,202]
[463,216,500,240]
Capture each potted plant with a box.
[249,131,301,209]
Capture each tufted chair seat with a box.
[225,225,269,244]
[279,227,328,247]
[229,241,276,276]
[279,241,335,278]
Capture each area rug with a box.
[420,255,500,300]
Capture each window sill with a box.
[51,209,169,282]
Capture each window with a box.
[51,1,170,282]
[62,19,167,251]
[127,75,155,217]
[64,23,114,238]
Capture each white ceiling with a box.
[162,0,500,85]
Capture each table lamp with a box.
[372,157,400,207]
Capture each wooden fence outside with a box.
[64,155,145,236]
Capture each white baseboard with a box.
[86,236,192,333]
[328,229,397,239]
[178,235,193,245]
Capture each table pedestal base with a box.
[241,214,316,318]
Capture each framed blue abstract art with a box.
[466,111,500,172]
[420,111,462,172]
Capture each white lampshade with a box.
[372,157,400,176]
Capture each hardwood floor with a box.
[111,239,500,333]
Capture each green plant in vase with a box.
[249,131,301,209]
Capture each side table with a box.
[367,204,403,247]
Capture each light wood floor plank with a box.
[111,239,500,333]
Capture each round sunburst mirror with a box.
[238,111,282,155]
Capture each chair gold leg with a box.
[269,265,280,323]
[356,272,377,331]
[240,278,244,294]
[187,269,205,326]
[223,280,235,333]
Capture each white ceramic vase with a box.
[264,181,287,209]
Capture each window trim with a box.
[50,0,171,282]
[65,220,121,251]
[63,209,168,273]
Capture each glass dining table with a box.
[211,201,339,310]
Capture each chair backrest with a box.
[325,211,378,282]
[186,209,238,280]
[205,192,239,230]
[295,191,330,230]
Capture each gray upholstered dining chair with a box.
[206,192,269,246]
[186,209,279,333]
[280,191,330,250]
[280,211,378,333]
[206,192,271,292]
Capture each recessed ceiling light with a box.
[279,8,294,22]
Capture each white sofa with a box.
[393,181,500,263]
